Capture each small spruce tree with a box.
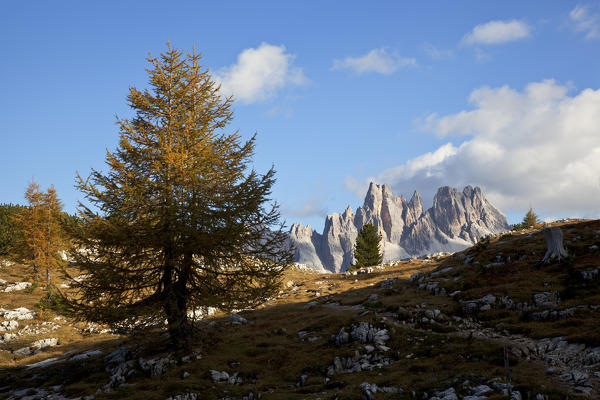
[351,223,383,270]
[64,45,292,348]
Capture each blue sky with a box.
[2,1,600,232]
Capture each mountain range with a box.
[288,183,510,272]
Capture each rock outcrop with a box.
[288,183,509,272]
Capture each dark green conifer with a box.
[351,223,383,270]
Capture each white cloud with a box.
[332,48,416,75]
[462,20,531,45]
[215,43,308,104]
[347,80,600,218]
[570,4,600,39]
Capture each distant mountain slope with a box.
[288,183,509,272]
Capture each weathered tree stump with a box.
[541,227,568,263]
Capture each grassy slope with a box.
[0,220,598,399]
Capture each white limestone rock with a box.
[13,346,33,356]
[0,320,18,331]
[32,337,59,350]
[4,282,32,292]
[210,370,230,382]
[0,307,36,320]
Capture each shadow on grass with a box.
[3,219,599,399]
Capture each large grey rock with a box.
[288,184,509,272]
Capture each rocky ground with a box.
[0,219,598,399]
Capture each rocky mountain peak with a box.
[288,184,509,272]
[409,190,422,207]
[342,205,353,219]
[289,222,313,237]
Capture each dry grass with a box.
[1,220,598,398]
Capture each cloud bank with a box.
[462,20,531,45]
[332,48,416,75]
[347,80,600,217]
[216,43,308,104]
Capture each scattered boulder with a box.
[102,347,137,391]
[166,394,198,400]
[335,327,349,345]
[367,293,378,301]
[533,292,559,308]
[360,382,378,400]
[581,268,599,281]
[296,374,307,387]
[430,387,458,400]
[0,307,35,320]
[210,369,229,382]
[463,293,500,314]
[380,278,396,289]
[230,313,248,325]
[0,320,18,331]
[297,330,309,339]
[529,307,575,322]
[210,369,241,384]
[26,357,63,369]
[32,337,59,350]
[3,282,32,292]
[139,355,177,377]
[180,349,202,363]
[471,384,493,396]
[430,267,453,278]
[13,346,33,357]
[1,332,17,343]
[331,350,393,375]
[70,349,103,361]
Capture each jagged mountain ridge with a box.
[289,183,509,272]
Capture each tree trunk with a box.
[541,227,568,263]
[163,265,190,349]
[164,292,189,348]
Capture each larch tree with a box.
[64,46,292,347]
[12,179,65,283]
[351,223,383,271]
